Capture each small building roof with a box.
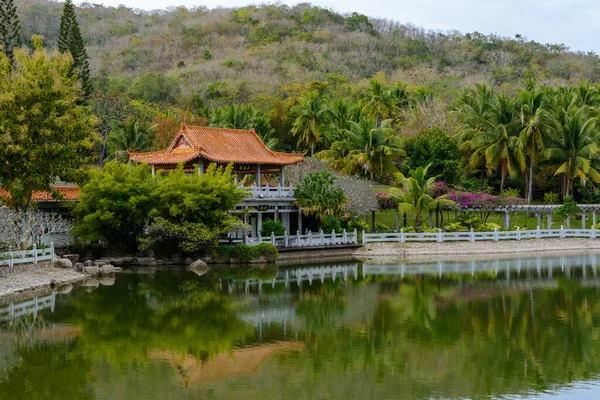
[0,186,80,202]
[129,125,304,166]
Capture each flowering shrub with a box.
[446,189,525,209]
[376,192,398,210]
[429,181,450,198]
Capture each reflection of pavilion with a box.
[151,341,304,388]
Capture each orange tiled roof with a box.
[0,186,79,202]
[129,125,305,166]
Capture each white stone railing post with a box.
[343,229,348,244]
[516,227,521,241]
[469,228,475,242]
[271,232,275,245]
[331,230,336,245]
[536,225,541,239]
[33,244,37,265]
[437,229,443,243]
[320,229,324,245]
[400,229,405,243]
[284,231,289,247]
[494,228,499,241]
[362,230,366,244]
[353,229,358,244]
[9,246,13,269]
[560,225,565,239]
[296,230,301,246]
[308,231,313,246]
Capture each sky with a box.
[78,0,600,54]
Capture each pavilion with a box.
[128,124,306,237]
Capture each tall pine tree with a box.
[58,0,93,98]
[0,0,21,65]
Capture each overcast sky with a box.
[79,0,600,54]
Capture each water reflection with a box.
[1,253,600,399]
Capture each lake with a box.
[2,253,600,399]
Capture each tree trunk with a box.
[527,160,533,204]
[310,143,315,157]
[500,161,507,192]
[403,212,407,228]
[480,170,485,190]
[415,210,422,232]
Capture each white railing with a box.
[0,292,56,321]
[246,184,295,199]
[362,226,599,244]
[249,229,358,247]
[0,243,55,269]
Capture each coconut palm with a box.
[295,171,347,220]
[106,119,157,162]
[389,164,456,231]
[290,91,330,156]
[316,118,403,182]
[362,78,393,122]
[518,88,553,203]
[544,108,600,197]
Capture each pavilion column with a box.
[256,165,261,187]
[151,164,156,177]
[547,212,552,229]
[594,211,597,227]
[281,212,290,232]
[567,216,571,229]
[257,212,263,236]
[582,213,587,229]
[536,212,541,229]
[297,212,302,233]
[198,161,204,175]
[280,166,285,187]
[504,210,510,229]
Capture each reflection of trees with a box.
[68,272,255,365]
[291,273,600,398]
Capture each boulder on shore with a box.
[54,258,73,269]
[83,265,101,275]
[136,257,155,266]
[188,259,210,277]
[100,264,123,274]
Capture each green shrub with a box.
[216,243,278,262]
[261,219,285,236]
[443,222,463,232]
[347,217,369,231]
[476,222,501,232]
[554,196,581,219]
[375,222,392,233]
[322,216,344,233]
[256,243,279,262]
[544,192,559,204]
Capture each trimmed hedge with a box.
[215,243,278,263]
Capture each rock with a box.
[100,276,115,286]
[95,260,109,267]
[190,259,208,268]
[121,257,134,264]
[147,261,158,267]
[84,260,97,267]
[136,257,155,266]
[184,257,194,265]
[63,254,80,263]
[55,257,73,269]
[56,284,73,294]
[188,262,210,277]
[83,265,101,275]
[156,259,165,265]
[110,258,124,266]
[73,262,84,271]
[100,264,123,274]
[171,255,183,264]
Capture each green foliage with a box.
[73,162,155,252]
[375,222,392,233]
[58,0,92,97]
[0,0,21,65]
[544,192,560,204]
[403,129,460,184]
[554,196,581,219]
[345,12,377,36]
[216,243,278,262]
[0,39,97,207]
[296,171,347,220]
[347,217,369,231]
[322,215,343,233]
[141,164,246,255]
[106,118,157,161]
[261,219,285,236]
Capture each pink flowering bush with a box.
[446,189,525,209]
[376,191,398,210]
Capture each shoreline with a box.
[354,238,600,259]
[0,266,87,299]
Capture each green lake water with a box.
[2,253,600,399]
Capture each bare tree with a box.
[0,206,73,250]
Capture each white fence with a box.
[250,229,358,247]
[362,226,599,244]
[246,185,295,199]
[0,243,55,270]
[0,292,56,321]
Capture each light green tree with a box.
[291,91,330,155]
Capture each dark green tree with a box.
[58,0,93,97]
[0,0,21,65]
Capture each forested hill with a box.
[14,0,600,110]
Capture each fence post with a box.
[284,231,289,247]
[320,229,324,245]
[296,230,301,247]
[308,231,313,246]
[353,229,358,244]
[469,228,475,242]
[494,228,499,241]
[331,230,336,245]
[516,227,521,241]
[343,229,348,244]
[33,244,37,265]
[591,227,595,239]
[270,232,275,245]
[400,229,405,243]
[536,225,541,240]
[9,245,13,269]
[361,230,366,245]
[437,229,442,243]
[560,225,565,239]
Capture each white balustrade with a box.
[246,184,295,199]
[0,242,55,270]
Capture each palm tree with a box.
[106,119,157,162]
[544,108,600,197]
[295,171,347,221]
[518,88,553,203]
[211,104,277,149]
[316,118,403,182]
[362,78,393,122]
[290,91,330,156]
[389,164,456,231]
